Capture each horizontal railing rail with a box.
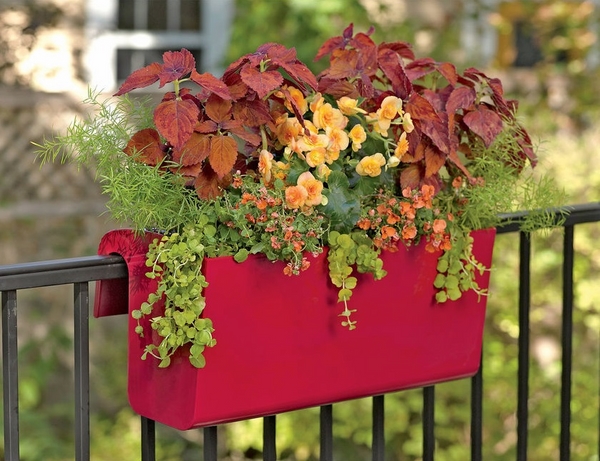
[1,202,599,461]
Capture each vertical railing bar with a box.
[470,358,483,461]
[263,415,277,461]
[141,417,156,461]
[203,426,218,461]
[372,395,385,461]
[560,225,575,461]
[74,282,90,461]
[516,231,531,461]
[423,386,435,461]
[320,405,333,461]
[2,290,20,461]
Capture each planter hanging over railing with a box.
[95,228,495,430]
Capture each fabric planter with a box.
[95,228,495,431]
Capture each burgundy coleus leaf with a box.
[404,58,436,81]
[446,86,477,114]
[405,93,450,154]
[208,135,238,178]
[229,125,262,147]
[114,62,162,96]
[400,163,425,190]
[240,65,284,99]
[153,97,200,148]
[318,78,360,99]
[378,41,415,61]
[123,128,165,166]
[424,144,447,178]
[195,164,233,200]
[378,48,412,99]
[158,49,195,88]
[326,48,361,79]
[463,105,504,147]
[436,62,458,86]
[314,23,354,61]
[205,95,233,124]
[232,98,272,127]
[171,132,211,166]
[190,69,232,100]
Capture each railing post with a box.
[2,290,20,461]
[263,415,277,461]
[516,232,531,461]
[320,404,333,461]
[74,282,90,461]
[470,359,483,461]
[423,386,435,461]
[560,225,575,461]
[372,395,385,461]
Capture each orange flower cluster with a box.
[231,180,320,276]
[357,184,452,253]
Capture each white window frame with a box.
[84,0,234,92]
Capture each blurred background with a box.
[0,0,598,460]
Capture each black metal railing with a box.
[1,202,599,461]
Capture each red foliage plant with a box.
[116,24,535,201]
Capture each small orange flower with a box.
[401,224,417,240]
[381,225,397,239]
[432,219,447,233]
[357,217,372,230]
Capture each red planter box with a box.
[95,228,495,430]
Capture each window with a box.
[85,0,233,91]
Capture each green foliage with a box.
[35,89,206,232]
[327,230,386,328]
[135,229,216,368]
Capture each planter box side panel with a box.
[115,228,495,430]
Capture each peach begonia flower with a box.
[402,112,414,133]
[309,92,325,113]
[337,96,367,116]
[326,126,350,153]
[379,95,403,120]
[315,164,331,181]
[394,131,409,159]
[306,147,326,167]
[349,124,367,152]
[258,149,274,183]
[297,131,329,154]
[297,171,324,206]
[284,86,308,115]
[324,149,340,164]
[356,153,386,177]
[312,102,347,130]
[285,184,308,209]
[275,115,302,148]
[366,112,392,137]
